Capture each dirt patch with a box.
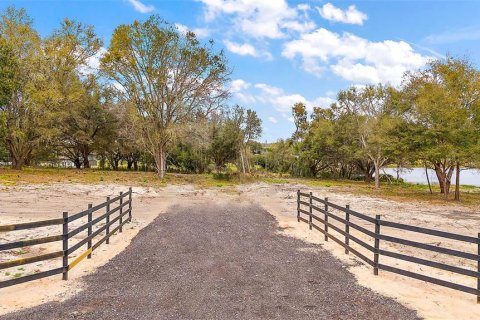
[1,181,479,319]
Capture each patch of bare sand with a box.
[2,181,479,319]
[238,182,480,320]
[0,183,233,315]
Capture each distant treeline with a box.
[0,7,261,177]
[259,57,480,201]
[1,7,479,201]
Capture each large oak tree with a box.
[101,16,230,178]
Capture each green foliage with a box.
[101,15,230,178]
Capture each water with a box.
[383,168,480,187]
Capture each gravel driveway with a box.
[1,202,419,319]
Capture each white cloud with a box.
[224,40,257,56]
[175,23,210,38]
[224,40,272,59]
[126,0,155,13]
[268,116,278,124]
[254,83,332,114]
[79,47,107,75]
[230,79,257,103]
[230,79,334,117]
[313,96,335,108]
[230,79,251,92]
[317,3,367,25]
[282,28,431,85]
[199,0,316,39]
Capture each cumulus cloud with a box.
[224,40,272,59]
[126,0,155,13]
[282,28,431,85]
[175,23,210,38]
[230,79,251,92]
[254,83,333,114]
[229,80,334,118]
[199,0,316,39]
[229,79,257,103]
[317,3,367,25]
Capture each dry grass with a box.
[1,167,479,207]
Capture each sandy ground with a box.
[238,183,480,320]
[0,182,479,319]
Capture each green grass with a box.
[1,167,479,207]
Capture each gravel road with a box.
[1,202,419,319]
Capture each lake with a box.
[383,168,480,187]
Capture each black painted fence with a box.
[297,190,480,303]
[0,188,133,288]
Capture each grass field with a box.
[1,167,479,207]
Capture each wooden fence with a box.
[0,188,133,288]
[297,190,480,303]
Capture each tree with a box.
[0,7,43,169]
[40,19,104,168]
[336,85,399,188]
[101,16,230,178]
[292,102,308,141]
[402,57,480,200]
[239,108,262,173]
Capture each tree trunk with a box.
[374,160,380,189]
[454,161,460,201]
[425,163,432,194]
[239,149,246,174]
[82,146,91,169]
[133,161,138,171]
[7,140,30,170]
[433,162,455,199]
[127,160,133,170]
[13,157,24,170]
[445,167,454,197]
[365,166,372,183]
[73,157,82,169]
[433,165,445,194]
[154,144,167,178]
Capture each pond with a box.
[383,168,480,187]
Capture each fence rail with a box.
[0,188,133,288]
[297,190,480,303]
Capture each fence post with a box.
[345,205,350,254]
[477,232,479,304]
[297,190,300,222]
[87,204,92,259]
[324,197,329,241]
[62,212,69,280]
[128,187,132,221]
[106,196,110,245]
[308,192,313,230]
[119,192,124,233]
[374,214,381,275]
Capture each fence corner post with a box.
[87,204,92,259]
[128,187,133,221]
[297,190,300,222]
[374,214,381,275]
[106,196,110,245]
[308,192,313,230]
[324,197,329,241]
[62,211,69,280]
[119,191,124,233]
[345,205,350,254]
[477,232,479,304]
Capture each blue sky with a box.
[3,0,480,142]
